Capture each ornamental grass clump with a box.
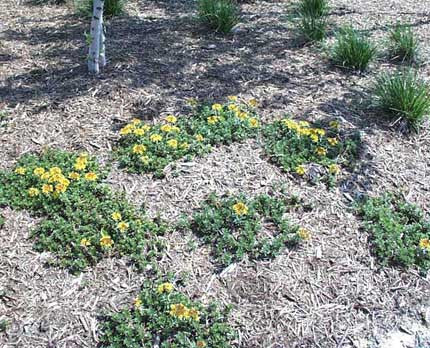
[373,70,430,131]
[263,117,360,185]
[330,27,377,71]
[185,193,309,267]
[116,97,261,177]
[296,0,329,42]
[99,280,236,347]
[357,193,430,273]
[0,150,167,273]
[75,0,125,17]
[389,24,419,63]
[198,0,239,34]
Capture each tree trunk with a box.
[88,0,105,74]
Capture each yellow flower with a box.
[117,221,129,232]
[232,202,248,216]
[157,282,174,294]
[68,172,80,180]
[419,238,430,250]
[167,139,178,149]
[228,104,239,112]
[207,116,220,125]
[33,167,45,176]
[315,128,326,136]
[80,238,91,247]
[329,120,340,129]
[14,167,26,175]
[160,124,173,132]
[133,297,142,309]
[74,157,88,171]
[28,187,40,197]
[41,172,51,181]
[170,304,188,319]
[133,128,146,136]
[180,142,190,150]
[111,212,122,221]
[248,118,259,128]
[170,126,180,133]
[42,184,54,194]
[282,119,299,131]
[140,155,150,165]
[150,134,163,142]
[55,183,68,194]
[211,103,223,112]
[100,235,114,248]
[197,341,206,348]
[295,165,306,176]
[119,124,134,136]
[299,121,310,128]
[329,164,340,175]
[49,167,62,175]
[132,118,141,125]
[141,125,151,132]
[310,134,319,143]
[165,115,177,123]
[248,98,258,107]
[227,95,238,102]
[236,111,248,120]
[315,147,327,156]
[297,227,311,240]
[327,137,338,146]
[188,307,200,321]
[195,134,204,142]
[84,172,98,181]
[132,144,147,154]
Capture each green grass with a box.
[293,0,329,42]
[183,193,308,267]
[75,0,125,18]
[330,27,377,71]
[373,70,430,131]
[357,193,430,272]
[198,0,239,34]
[99,279,236,347]
[0,150,167,273]
[389,24,419,63]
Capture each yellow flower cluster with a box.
[232,202,248,216]
[111,211,129,233]
[206,99,260,128]
[419,238,430,251]
[134,297,142,308]
[120,119,151,136]
[157,282,174,294]
[297,227,311,241]
[100,234,114,248]
[282,119,329,144]
[74,153,89,171]
[33,166,72,195]
[169,303,200,321]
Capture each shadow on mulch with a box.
[0,0,306,116]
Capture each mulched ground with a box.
[1,0,430,347]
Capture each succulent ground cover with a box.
[1,0,430,347]
[0,150,167,273]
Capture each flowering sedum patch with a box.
[263,117,361,185]
[99,280,236,348]
[184,193,309,267]
[357,193,430,273]
[0,150,167,273]
[116,98,261,177]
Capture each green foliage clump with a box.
[373,70,430,131]
[186,193,307,267]
[263,117,360,185]
[357,193,430,272]
[99,280,236,347]
[116,98,261,177]
[198,0,239,34]
[31,0,66,5]
[389,24,419,63]
[330,27,377,71]
[295,0,329,42]
[0,150,167,273]
[75,0,125,18]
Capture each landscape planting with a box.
[1,0,430,347]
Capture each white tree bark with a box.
[99,11,106,67]
[88,0,105,74]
